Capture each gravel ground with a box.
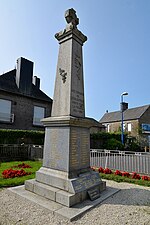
[0,180,150,225]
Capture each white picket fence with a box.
[90,149,150,175]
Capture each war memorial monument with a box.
[9,9,119,220]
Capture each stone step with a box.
[25,179,87,207]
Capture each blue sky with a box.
[0,0,150,120]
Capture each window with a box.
[127,123,132,132]
[0,99,13,122]
[107,124,110,132]
[33,106,45,126]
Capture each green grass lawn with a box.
[0,160,42,188]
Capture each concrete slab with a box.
[7,185,120,221]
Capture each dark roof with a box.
[99,105,150,123]
[0,69,52,102]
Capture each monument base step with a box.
[25,179,106,207]
[8,184,120,221]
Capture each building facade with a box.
[99,105,150,148]
[0,57,52,130]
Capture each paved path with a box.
[0,180,150,225]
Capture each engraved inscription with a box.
[74,53,81,80]
[70,128,80,168]
[72,173,100,193]
[70,128,89,170]
[88,187,100,201]
[71,89,84,115]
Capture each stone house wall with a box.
[0,91,52,131]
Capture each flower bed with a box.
[13,163,32,169]
[2,168,32,179]
[91,166,150,181]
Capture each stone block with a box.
[36,167,69,192]
[34,181,60,201]
[99,181,106,192]
[25,179,35,192]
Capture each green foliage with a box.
[104,138,124,150]
[0,129,45,145]
[91,132,123,141]
[91,132,126,149]
[128,142,140,151]
[0,160,42,187]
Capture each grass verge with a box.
[0,160,42,188]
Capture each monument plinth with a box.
[25,8,106,207]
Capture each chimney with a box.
[16,57,33,95]
[120,102,128,111]
[33,76,40,89]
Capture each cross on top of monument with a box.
[65,8,79,28]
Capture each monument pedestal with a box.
[25,116,106,207]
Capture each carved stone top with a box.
[65,8,79,28]
[55,8,87,44]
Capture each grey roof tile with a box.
[99,105,150,123]
[0,69,52,102]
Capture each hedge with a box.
[90,132,126,150]
[0,129,45,145]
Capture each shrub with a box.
[98,167,104,173]
[104,138,124,150]
[122,171,130,177]
[115,170,122,176]
[0,129,45,144]
[132,172,141,180]
[13,163,32,169]
[2,168,32,179]
[142,175,150,181]
[104,168,112,174]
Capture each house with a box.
[0,57,52,130]
[99,104,150,147]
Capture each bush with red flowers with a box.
[104,168,112,174]
[114,170,122,176]
[13,163,32,169]
[91,166,150,182]
[132,172,141,180]
[98,167,104,173]
[2,168,32,179]
[142,175,150,181]
[122,171,130,178]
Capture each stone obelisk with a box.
[25,8,106,207]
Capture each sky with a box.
[0,0,150,120]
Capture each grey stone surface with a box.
[51,9,87,118]
[8,185,119,221]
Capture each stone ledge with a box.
[7,185,120,221]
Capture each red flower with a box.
[98,167,104,173]
[132,172,141,180]
[13,163,32,169]
[2,168,31,179]
[104,168,112,174]
[142,175,150,181]
[122,172,130,178]
[115,170,122,176]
